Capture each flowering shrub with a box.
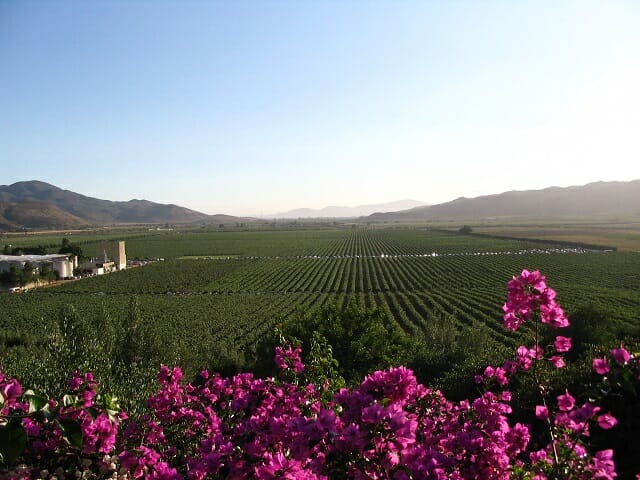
[0,371,124,478]
[1,270,638,479]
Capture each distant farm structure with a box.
[0,253,77,279]
[78,240,127,275]
[0,240,127,290]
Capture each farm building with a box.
[78,240,126,274]
[78,259,115,275]
[114,240,126,270]
[0,253,77,279]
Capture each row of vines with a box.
[2,227,639,402]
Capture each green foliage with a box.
[564,304,617,356]
[279,301,413,383]
[2,227,639,413]
[20,245,48,255]
[0,261,57,287]
[409,316,508,395]
[55,305,94,367]
[115,298,163,368]
[305,330,346,398]
[0,265,21,286]
[0,419,27,466]
[59,237,83,258]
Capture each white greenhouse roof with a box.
[0,254,72,262]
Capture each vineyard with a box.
[2,227,639,397]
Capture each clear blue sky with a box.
[2,1,639,215]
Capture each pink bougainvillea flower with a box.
[503,310,526,331]
[593,357,610,375]
[540,303,569,328]
[554,336,572,353]
[503,270,570,332]
[611,346,631,365]
[516,346,533,370]
[274,344,305,373]
[0,378,22,402]
[507,269,547,294]
[494,367,508,386]
[597,413,618,430]
[557,391,576,412]
[549,356,566,368]
[535,405,549,420]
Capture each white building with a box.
[114,240,126,270]
[78,259,115,275]
[0,254,76,279]
[78,240,126,274]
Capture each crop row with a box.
[4,229,639,381]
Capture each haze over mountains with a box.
[1,179,639,231]
[266,200,426,219]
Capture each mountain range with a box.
[366,180,640,222]
[1,179,639,231]
[0,181,246,230]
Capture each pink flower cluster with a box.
[592,344,639,380]
[529,389,619,478]
[274,344,305,374]
[0,371,124,478]
[1,358,624,479]
[480,271,574,381]
[502,269,569,330]
[481,270,624,479]
[114,363,537,479]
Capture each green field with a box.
[2,226,639,403]
[462,218,640,252]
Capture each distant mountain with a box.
[0,201,88,231]
[268,200,427,219]
[0,181,246,230]
[367,180,640,222]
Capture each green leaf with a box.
[62,394,77,407]
[39,403,57,421]
[104,394,120,411]
[57,418,83,448]
[25,391,49,414]
[0,421,27,466]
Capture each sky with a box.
[1,1,640,216]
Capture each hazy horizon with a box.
[2,1,640,216]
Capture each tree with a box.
[0,265,21,286]
[59,238,83,258]
[458,225,473,234]
[19,263,37,286]
[39,262,56,281]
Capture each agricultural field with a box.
[2,226,639,401]
[463,217,640,252]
